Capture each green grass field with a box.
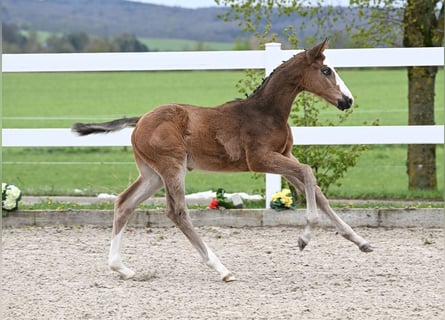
[2,69,444,199]
[20,29,235,52]
[2,71,243,128]
[3,69,443,128]
[140,37,235,51]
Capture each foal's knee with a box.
[314,186,330,208]
[302,164,317,185]
[306,210,320,225]
[166,207,190,224]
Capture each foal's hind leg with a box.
[314,186,372,252]
[162,169,234,282]
[108,162,163,279]
[284,175,372,252]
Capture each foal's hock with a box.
[72,39,372,282]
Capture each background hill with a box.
[2,0,362,48]
[2,0,241,43]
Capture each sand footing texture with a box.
[3,225,443,319]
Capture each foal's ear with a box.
[306,38,329,64]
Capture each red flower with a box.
[209,199,219,209]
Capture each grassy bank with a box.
[3,145,443,199]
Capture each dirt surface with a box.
[3,226,444,319]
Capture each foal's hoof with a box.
[298,237,308,251]
[120,271,136,280]
[222,274,236,282]
[359,243,374,253]
[110,265,136,280]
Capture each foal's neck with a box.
[247,56,305,121]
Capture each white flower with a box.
[2,183,22,211]
[6,185,21,200]
[3,198,17,210]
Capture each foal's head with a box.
[300,39,354,110]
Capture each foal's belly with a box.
[186,152,250,173]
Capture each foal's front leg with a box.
[293,165,319,251]
[285,175,372,252]
[314,185,373,252]
[250,152,321,250]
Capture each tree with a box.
[2,23,44,53]
[351,0,443,190]
[112,34,149,52]
[403,0,443,189]
[216,0,349,48]
[2,23,150,53]
[46,33,90,53]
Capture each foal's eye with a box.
[321,66,332,76]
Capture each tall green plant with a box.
[290,93,377,194]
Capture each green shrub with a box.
[289,93,377,195]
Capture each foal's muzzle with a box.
[337,94,353,111]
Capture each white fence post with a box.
[264,43,283,208]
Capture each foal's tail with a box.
[71,116,140,136]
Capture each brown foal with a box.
[72,39,372,282]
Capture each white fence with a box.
[2,43,444,207]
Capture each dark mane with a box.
[224,72,275,103]
[248,54,301,98]
[229,55,300,102]
[247,66,281,98]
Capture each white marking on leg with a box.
[108,228,135,279]
[205,243,234,282]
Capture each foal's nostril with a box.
[337,99,350,111]
[344,94,354,106]
[337,94,354,111]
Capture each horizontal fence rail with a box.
[3,44,444,207]
[2,126,443,147]
[3,47,443,72]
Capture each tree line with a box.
[2,23,150,53]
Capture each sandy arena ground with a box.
[2,225,444,319]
